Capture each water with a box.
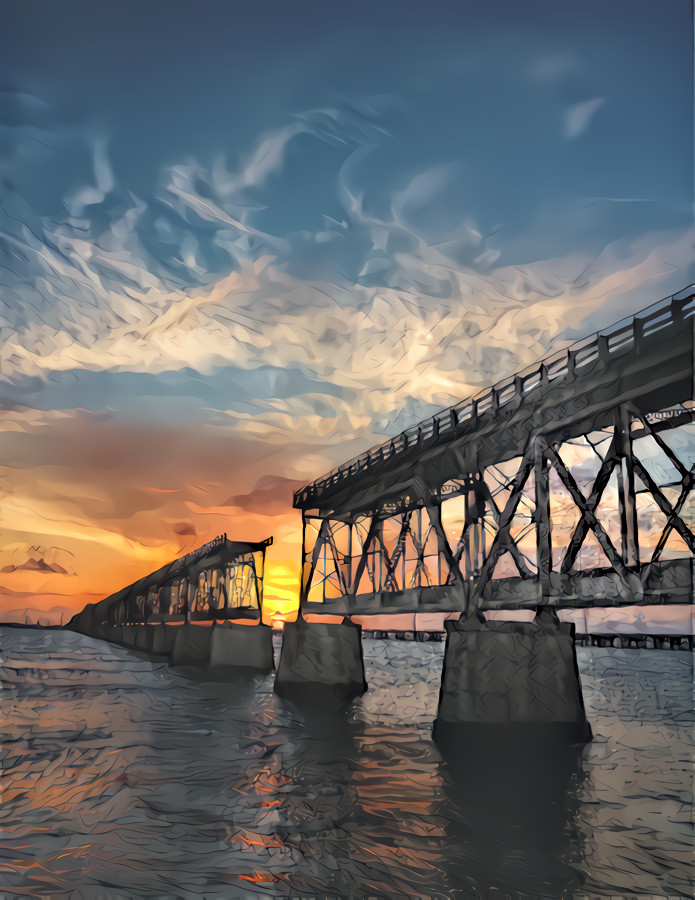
[1,628,692,898]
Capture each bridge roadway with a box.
[293,286,695,616]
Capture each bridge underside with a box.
[296,291,695,617]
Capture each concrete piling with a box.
[151,624,179,655]
[133,625,156,652]
[170,623,212,668]
[208,622,274,673]
[434,608,592,744]
[275,616,367,704]
[118,625,139,647]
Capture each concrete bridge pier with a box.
[275,616,367,704]
[166,621,275,671]
[208,622,274,674]
[118,624,139,647]
[433,608,592,745]
[171,623,213,667]
[95,622,121,644]
[133,625,156,652]
[151,624,179,656]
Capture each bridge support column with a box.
[151,623,180,655]
[208,622,274,673]
[275,616,367,704]
[118,624,139,647]
[170,623,213,668]
[434,609,591,745]
[133,625,156,651]
[97,623,122,644]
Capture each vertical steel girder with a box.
[300,403,694,611]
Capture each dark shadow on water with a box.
[435,726,588,899]
[276,688,361,761]
[167,663,272,706]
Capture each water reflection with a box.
[436,728,587,897]
[1,629,692,897]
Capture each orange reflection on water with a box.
[347,727,449,881]
[237,871,277,883]
[227,830,285,849]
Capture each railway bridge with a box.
[69,535,276,672]
[276,286,694,740]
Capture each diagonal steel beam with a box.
[411,476,465,587]
[627,402,690,481]
[350,513,381,597]
[648,472,694,568]
[560,433,621,574]
[301,517,331,604]
[632,459,695,555]
[468,442,536,608]
[424,503,465,587]
[547,445,632,581]
[375,511,412,591]
[478,478,536,580]
[408,509,429,587]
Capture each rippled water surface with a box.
[1,628,692,898]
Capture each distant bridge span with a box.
[294,287,695,616]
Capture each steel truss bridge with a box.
[294,287,695,616]
[71,534,272,630]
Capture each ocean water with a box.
[0,628,692,899]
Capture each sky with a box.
[0,0,693,623]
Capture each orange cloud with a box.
[0,405,309,623]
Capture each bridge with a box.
[294,286,694,617]
[68,286,694,741]
[69,535,276,672]
[276,286,694,739]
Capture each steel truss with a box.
[90,535,273,627]
[300,403,694,614]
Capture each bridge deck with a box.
[302,558,693,615]
[295,287,694,517]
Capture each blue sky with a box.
[0,0,693,615]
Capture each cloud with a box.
[2,96,690,422]
[1,558,69,575]
[564,97,605,139]
[225,475,309,517]
[0,403,302,612]
[529,52,583,81]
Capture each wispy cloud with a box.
[564,97,605,139]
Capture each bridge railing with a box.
[294,285,695,508]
